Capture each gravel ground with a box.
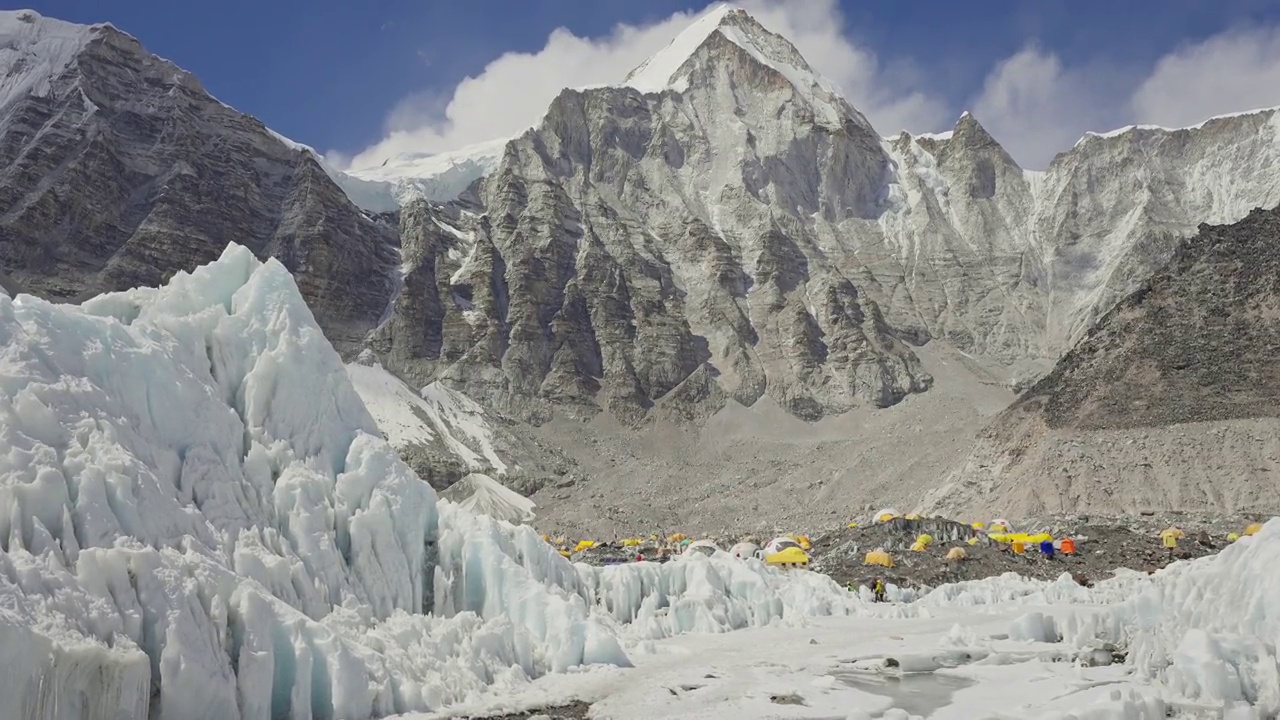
[466,703,591,720]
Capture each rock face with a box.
[0,10,398,348]
[925,206,1280,517]
[372,6,1280,423]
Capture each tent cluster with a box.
[535,532,816,569]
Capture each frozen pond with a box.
[834,671,976,717]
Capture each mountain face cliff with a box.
[5,4,1280,437]
[0,10,398,348]
[925,206,1280,517]
[369,6,1280,423]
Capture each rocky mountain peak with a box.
[621,4,868,133]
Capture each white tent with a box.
[873,507,902,523]
[763,537,802,556]
[683,539,719,557]
[729,542,761,560]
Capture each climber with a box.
[1160,526,1182,560]
[872,578,887,603]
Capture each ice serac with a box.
[926,205,1280,517]
[0,9,399,349]
[376,5,932,423]
[0,244,900,719]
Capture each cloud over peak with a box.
[337,2,1280,172]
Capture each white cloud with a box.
[1131,26,1280,128]
[338,0,947,170]
[970,47,1129,169]
[969,27,1280,169]
[339,2,1280,174]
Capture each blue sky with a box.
[28,0,1280,168]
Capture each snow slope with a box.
[345,138,509,206]
[0,9,95,113]
[441,472,536,523]
[0,244,898,719]
[346,354,507,474]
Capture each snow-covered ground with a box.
[0,245,1275,719]
[411,529,1280,719]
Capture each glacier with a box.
[2,244,1277,719]
[0,244,877,719]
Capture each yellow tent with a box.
[946,547,967,561]
[989,519,1012,533]
[1244,523,1263,536]
[966,537,981,546]
[668,533,688,543]
[971,522,986,531]
[621,538,643,547]
[557,549,571,558]
[765,547,810,568]
[790,534,813,551]
[910,541,927,552]
[988,533,1010,543]
[1227,533,1241,542]
[916,533,935,546]
[574,540,597,553]
[905,513,921,520]
[846,522,859,528]
[1026,533,1052,544]
[864,549,893,567]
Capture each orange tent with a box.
[1060,537,1076,555]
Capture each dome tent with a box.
[729,542,761,560]
[683,539,719,557]
[864,548,893,567]
[764,536,802,556]
[764,547,809,568]
[873,508,902,523]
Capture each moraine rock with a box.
[925,205,1280,517]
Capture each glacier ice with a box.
[2,242,1277,718]
[0,244,872,719]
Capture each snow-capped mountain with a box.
[0,9,399,348]
[371,4,1280,423]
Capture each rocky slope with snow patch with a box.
[0,9,399,349]
[925,206,1280,517]
[347,350,583,493]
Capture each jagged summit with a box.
[620,3,860,129]
[0,9,99,108]
[622,3,738,92]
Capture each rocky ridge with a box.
[926,206,1280,517]
[0,9,399,349]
